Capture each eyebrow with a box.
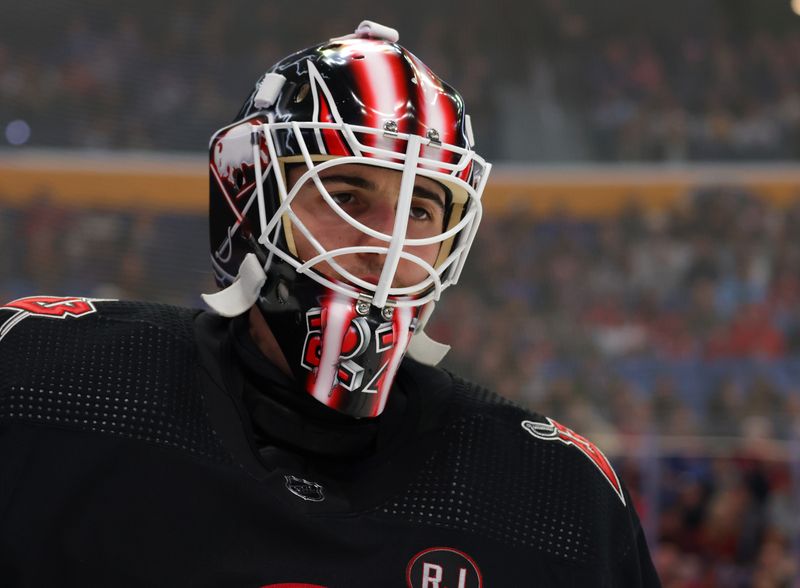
[320,174,446,210]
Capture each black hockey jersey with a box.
[0,297,660,587]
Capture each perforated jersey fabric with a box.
[380,379,635,569]
[0,301,230,463]
[0,300,660,587]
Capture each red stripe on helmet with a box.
[457,159,474,183]
[408,55,453,142]
[318,92,352,156]
[344,41,407,153]
[407,53,460,168]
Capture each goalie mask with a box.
[203,21,491,418]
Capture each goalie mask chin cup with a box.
[204,20,492,418]
[255,263,421,418]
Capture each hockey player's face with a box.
[286,163,447,288]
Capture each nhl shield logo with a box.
[285,475,325,502]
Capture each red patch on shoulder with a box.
[522,417,625,505]
[4,295,98,317]
[0,296,107,342]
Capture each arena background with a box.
[2,0,800,584]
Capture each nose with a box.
[350,201,397,279]
[354,200,398,248]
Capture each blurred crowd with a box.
[2,183,799,585]
[571,33,800,162]
[0,194,212,307]
[4,0,800,161]
[641,451,799,587]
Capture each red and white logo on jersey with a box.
[406,547,482,588]
[0,295,108,342]
[521,418,625,505]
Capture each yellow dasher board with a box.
[1,150,799,216]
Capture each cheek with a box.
[290,217,357,261]
[410,242,441,265]
[398,243,441,279]
[291,229,314,260]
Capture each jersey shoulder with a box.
[0,296,229,463]
[388,364,644,573]
[0,296,200,349]
[451,374,628,504]
[400,361,627,508]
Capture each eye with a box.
[330,192,354,206]
[409,205,433,221]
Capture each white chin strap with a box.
[406,331,450,366]
[202,253,266,317]
[202,253,450,366]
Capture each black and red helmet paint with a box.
[204,21,491,418]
